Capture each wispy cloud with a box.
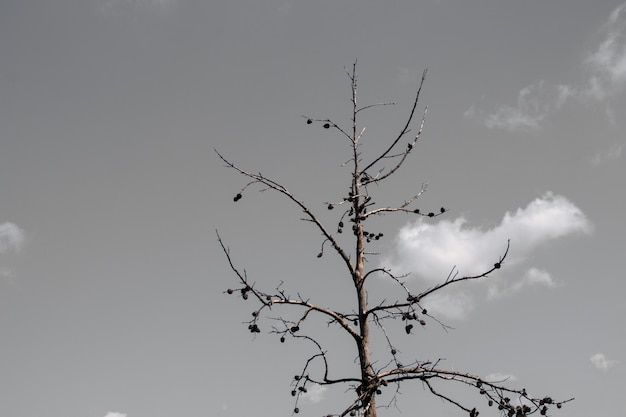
[488,82,562,132]
[465,82,575,133]
[590,353,619,372]
[584,3,626,100]
[468,3,626,131]
[488,267,559,299]
[383,193,591,319]
[591,142,624,165]
[0,222,24,253]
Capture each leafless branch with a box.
[217,63,571,417]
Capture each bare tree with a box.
[216,63,572,417]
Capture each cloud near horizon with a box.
[466,3,626,133]
[383,193,591,319]
[104,413,127,417]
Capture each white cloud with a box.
[386,192,591,280]
[383,193,591,319]
[590,353,618,372]
[0,222,24,253]
[104,413,127,417]
[591,142,624,165]
[301,384,327,404]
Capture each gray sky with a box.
[1,1,625,416]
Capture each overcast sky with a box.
[1,1,625,417]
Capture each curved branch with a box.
[215,149,355,276]
[361,69,427,176]
[366,241,510,317]
[417,240,510,301]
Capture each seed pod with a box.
[306,119,313,124]
[405,324,413,334]
[233,193,242,202]
[413,209,420,214]
[280,336,285,343]
[428,212,434,217]
[323,123,330,129]
[291,325,300,332]
[494,262,501,269]
[328,204,334,210]
[440,207,446,213]
[226,289,234,294]
[294,407,299,414]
